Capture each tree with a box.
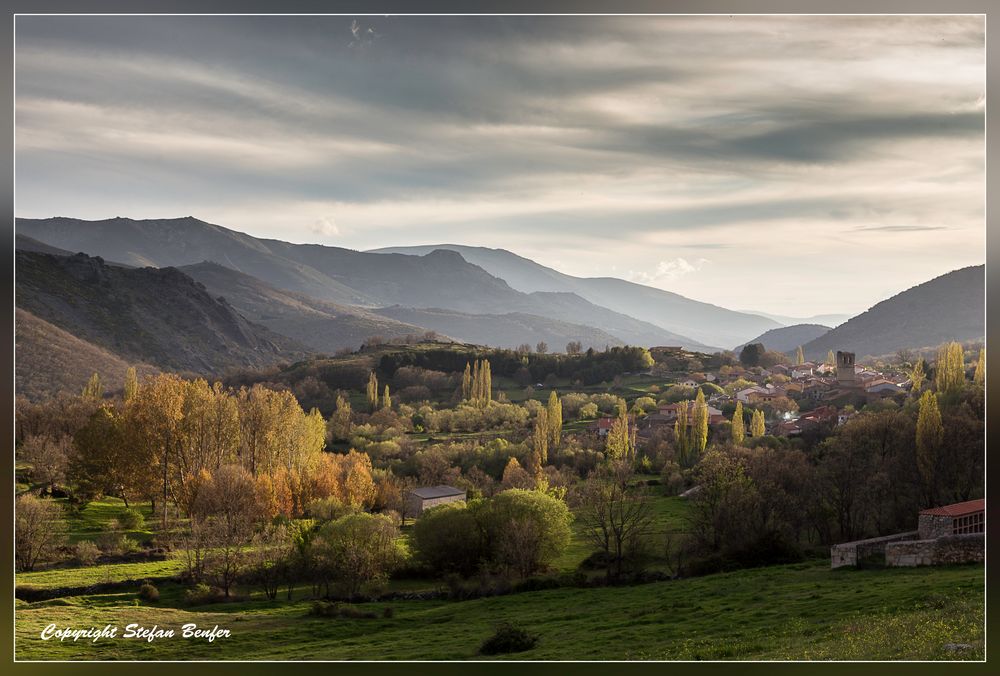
[326,395,353,443]
[529,407,548,480]
[546,391,562,449]
[516,343,532,355]
[382,384,391,410]
[605,408,635,462]
[71,404,149,506]
[500,457,534,490]
[910,358,926,394]
[795,346,805,365]
[15,494,66,572]
[123,367,139,402]
[536,341,549,355]
[973,348,985,388]
[19,435,70,495]
[462,362,472,400]
[916,390,944,505]
[313,512,404,598]
[410,502,487,576]
[731,401,746,445]
[366,372,379,411]
[674,401,690,467]
[691,389,709,458]
[739,343,765,367]
[82,372,103,400]
[576,459,654,580]
[484,489,572,578]
[825,350,836,366]
[750,409,766,437]
[566,341,582,355]
[934,342,966,394]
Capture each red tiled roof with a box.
[919,499,985,517]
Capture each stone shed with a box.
[917,499,985,539]
[404,485,467,519]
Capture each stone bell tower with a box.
[836,351,857,387]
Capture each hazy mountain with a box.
[16,250,312,376]
[801,265,984,360]
[736,310,851,328]
[178,261,434,353]
[735,324,832,355]
[372,306,625,351]
[369,244,780,346]
[15,308,158,401]
[18,217,709,349]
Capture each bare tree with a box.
[15,494,66,572]
[575,459,654,580]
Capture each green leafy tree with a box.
[795,346,805,365]
[546,391,562,449]
[910,358,926,394]
[366,372,379,412]
[313,512,405,598]
[674,401,690,466]
[691,389,709,458]
[605,408,635,462]
[731,401,746,445]
[934,342,966,394]
[462,362,472,400]
[530,407,549,480]
[973,348,985,388]
[326,395,353,443]
[483,489,572,578]
[382,384,391,410]
[739,343,765,367]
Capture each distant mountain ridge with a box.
[801,265,984,359]
[369,243,781,347]
[17,217,712,349]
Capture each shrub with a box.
[382,606,395,619]
[74,540,101,565]
[95,533,140,556]
[479,622,539,655]
[118,508,145,530]
[308,601,378,619]
[138,583,159,602]
[185,583,225,606]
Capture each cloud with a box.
[628,257,710,285]
[310,216,341,237]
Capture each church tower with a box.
[836,351,857,387]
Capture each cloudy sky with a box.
[15,15,984,316]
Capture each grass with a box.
[14,562,983,660]
[17,558,187,591]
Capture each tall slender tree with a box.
[910,358,926,394]
[731,401,745,445]
[382,385,391,410]
[462,362,472,400]
[825,350,836,366]
[750,409,766,437]
[916,389,944,505]
[605,408,634,462]
[530,407,549,479]
[82,372,103,400]
[546,391,562,449]
[123,367,138,402]
[366,372,379,412]
[973,348,985,388]
[691,389,709,457]
[673,402,690,467]
[795,346,805,365]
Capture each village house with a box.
[589,414,637,437]
[404,485,467,518]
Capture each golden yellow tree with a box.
[731,400,745,445]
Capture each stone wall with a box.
[830,531,918,569]
[918,513,954,540]
[885,534,984,567]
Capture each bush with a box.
[95,533,140,556]
[479,622,539,655]
[74,540,101,565]
[118,508,145,530]
[411,502,486,577]
[185,583,225,606]
[308,601,378,619]
[138,583,159,602]
[382,606,395,619]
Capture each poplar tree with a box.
[795,346,805,365]
[826,350,836,366]
[327,395,353,443]
[462,362,472,400]
[123,367,138,402]
[531,407,549,475]
[750,409,766,437]
[82,372,103,400]
[934,341,966,394]
[691,389,709,457]
[605,408,634,462]
[910,358,926,394]
[673,401,689,466]
[366,372,379,411]
[974,348,985,388]
[731,400,745,445]
[382,385,391,410]
[916,389,944,504]
[546,391,562,449]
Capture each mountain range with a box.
[14,217,985,399]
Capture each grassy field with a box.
[15,561,983,660]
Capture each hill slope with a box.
[16,251,311,376]
[370,244,780,347]
[801,265,984,359]
[178,261,433,353]
[735,324,831,355]
[372,306,625,351]
[15,308,158,401]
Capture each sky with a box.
[14,15,985,316]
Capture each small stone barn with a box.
[405,485,467,518]
[917,499,985,538]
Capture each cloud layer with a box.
[14,15,984,315]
